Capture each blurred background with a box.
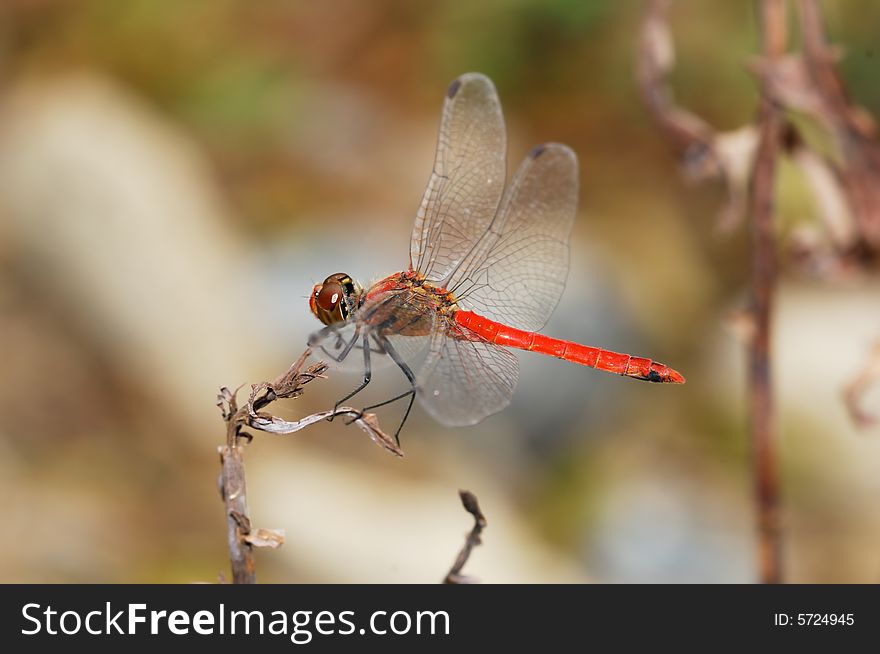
[1,0,879,583]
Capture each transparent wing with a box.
[410,72,507,283]
[417,320,519,427]
[447,143,579,332]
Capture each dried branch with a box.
[244,363,403,457]
[639,0,880,581]
[640,0,880,257]
[636,0,717,166]
[218,387,257,584]
[638,0,791,583]
[788,0,880,426]
[443,490,487,584]
[798,0,880,253]
[216,348,401,583]
[246,405,403,457]
[637,0,760,231]
[752,0,880,259]
[747,0,787,586]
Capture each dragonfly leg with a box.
[311,325,363,423]
[355,335,416,446]
[332,332,373,417]
[307,323,342,351]
[311,324,361,365]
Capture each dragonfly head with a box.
[309,273,364,326]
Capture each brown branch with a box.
[218,389,255,584]
[637,0,760,232]
[638,0,788,584]
[797,0,853,123]
[754,0,880,258]
[790,0,880,425]
[799,0,880,255]
[639,0,880,581]
[636,0,719,175]
[443,490,487,584]
[748,0,787,585]
[216,348,400,583]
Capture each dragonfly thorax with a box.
[309,273,364,326]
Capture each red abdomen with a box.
[455,311,685,384]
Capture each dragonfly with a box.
[307,73,684,442]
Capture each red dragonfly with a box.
[308,73,684,440]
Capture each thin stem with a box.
[444,490,487,584]
[219,389,256,584]
[216,349,319,585]
[748,0,787,585]
[216,349,397,583]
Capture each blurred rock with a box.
[0,73,276,435]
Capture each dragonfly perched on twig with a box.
[308,73,684,442]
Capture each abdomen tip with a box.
[666,368,686,384]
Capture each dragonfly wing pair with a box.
[412,73,579,426]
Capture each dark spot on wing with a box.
[529,144,547,159]
[447,78,462,99]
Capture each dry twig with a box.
[748,0,787,586]
[639,0,880,256]
[444,490,487,584]
[637,0,880,582]
[637,0,759,231]
[216,348,401,583]
[638,0,792,583]
[797,0,880,253]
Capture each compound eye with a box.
[316,282,342,312]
